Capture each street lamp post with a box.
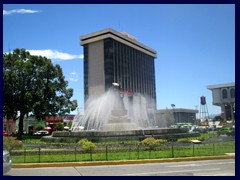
[171,104,176,124]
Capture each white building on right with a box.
[207,83,235,121]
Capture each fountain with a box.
[42,83,195,143]
[71,83,150,132]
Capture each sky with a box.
[3,4,235,117]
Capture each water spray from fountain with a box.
[71,83,156,131]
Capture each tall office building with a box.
[80,28,157,110]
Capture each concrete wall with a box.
[88,40,105,97]
[211,89,221,105]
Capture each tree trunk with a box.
[17,112,25,140]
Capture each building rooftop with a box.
[80,28,157,58]
[158,108,199,113]
[207,83,235,90]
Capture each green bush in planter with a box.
[77,138,96,153]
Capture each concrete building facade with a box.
[157,108,198,125]
[80,28,157,109]
[207,83,235,120]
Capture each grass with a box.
[11,141,235,163]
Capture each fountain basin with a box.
[41,128,199,143]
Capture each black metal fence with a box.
[10,142,235,163]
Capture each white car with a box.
[3,150,12,175]
[33,130,49,135]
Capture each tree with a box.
[156,108,174,127]
[3,48,78,140]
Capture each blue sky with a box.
[3,4,235,116]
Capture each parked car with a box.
[63,126,70,131]
[33,130,49,135]
[3,150,12,175]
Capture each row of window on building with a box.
[222,88,235,99]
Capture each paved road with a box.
[6,159,235,176]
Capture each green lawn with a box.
[11,141,235,163]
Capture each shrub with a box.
[177,139,190,143]
[77,138,96,153]
[3,137,23,151]
[140,137,165,150]
[67,120,73,129]
[217,127,232,136]
[56,122,64,131]
[35,121,45,131]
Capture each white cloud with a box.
[27,49,84,61]
[68,72,79,82]
[3,9,41,16]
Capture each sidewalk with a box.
[12,154,235,168]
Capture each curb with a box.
[12,155,235,168]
